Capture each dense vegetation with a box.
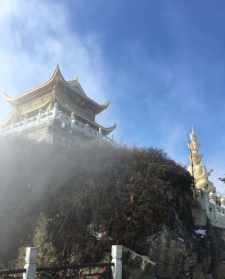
[0,138,193,267]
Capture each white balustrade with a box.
[0,108,113,143]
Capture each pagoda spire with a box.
[187,128,215,192]
[189,127,200,155]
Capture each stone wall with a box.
[195,190,225,229]
[122,247,156,279]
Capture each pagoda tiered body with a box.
[188,128,215,193]
[187,128,225,229]
[0,66,116,145]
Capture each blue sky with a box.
[0,0,225,192]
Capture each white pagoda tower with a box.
[187,128,215,193]
[187,128,225,229]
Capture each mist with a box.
[0,136,123,266]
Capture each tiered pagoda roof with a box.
[1,65,116,136]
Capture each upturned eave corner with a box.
[0,91,14,104]
[101,123,117,136]
[96,101,111,114]
[0,65,66,106]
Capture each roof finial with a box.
[189,126,197,142]
[52,64,64,81]
[191,125,196,136]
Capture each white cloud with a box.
[0,0,223,186]
[0,0,16,18]
[0,0,115,127]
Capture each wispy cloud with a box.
[0,0,116,128]
[0,0,224,193]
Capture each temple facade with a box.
[0,66,116,145]
[188,129,225,229]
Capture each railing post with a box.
[111,245,122,279]
[23,247,37,279]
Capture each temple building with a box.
[0,65,116,145]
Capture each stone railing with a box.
[0,109,55,134]
[0,245,122,279]
[195,189,225,229]
[0,107,114,143]
[207,199,225,228]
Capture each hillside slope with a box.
[0,138,224,278]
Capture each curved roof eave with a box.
[100,123,117,135]
[1,65,111,114]
[62,79,110,114]
[1,65,65,106]
[95,101,110,114]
